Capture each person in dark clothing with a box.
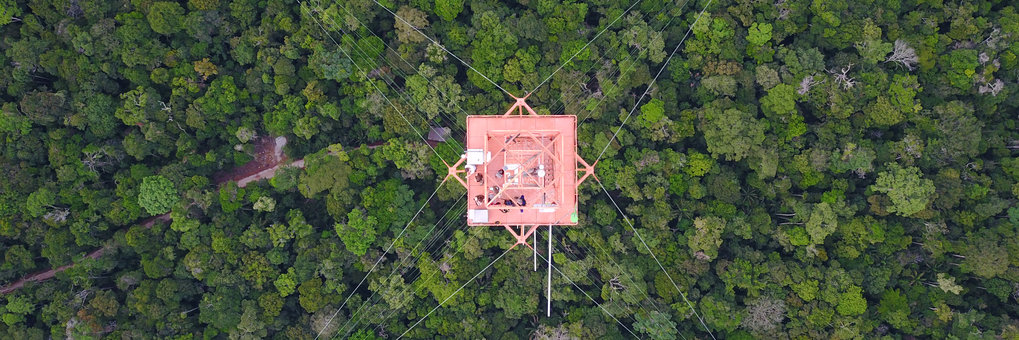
[505,199,515,207]
[519,195,526,206]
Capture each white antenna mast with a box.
[533,230,537,271]
[547,225,552,317]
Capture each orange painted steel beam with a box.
[444,156,468,189]
[504,225,540,249]
[576,153,597,187]
[503,94,539,116]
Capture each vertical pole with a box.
[533,227,537,271]
[547,225,552,317]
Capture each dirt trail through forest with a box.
[0,246,107,295]
[1,136,297,294]
[0,138,394,294]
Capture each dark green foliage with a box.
[0,0,1018,339]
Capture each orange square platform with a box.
[462,114,579,226]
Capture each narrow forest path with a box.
[0,245,108,294]
[0,136,306,294]
[2,138,393,294]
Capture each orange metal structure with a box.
[445,95,596,249]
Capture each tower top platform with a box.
[463,114,578,226]
[445,97,596,247]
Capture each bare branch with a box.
[776,0,790,20]
[43,208,70,223]
[828,63,857,90]
[983,27,1003,49]
[797,75,824,95]
[884,40,917,71]
[978,78,1005,96]
[609,277,626,291]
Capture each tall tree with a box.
[138,175,178,215]
[871,163,935,217]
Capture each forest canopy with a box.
[1,0,1019,339]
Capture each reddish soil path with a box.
[213,136,288,184]
[1,137,291,294]
[0,246,107,295]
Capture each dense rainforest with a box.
[2,0,1019,338]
